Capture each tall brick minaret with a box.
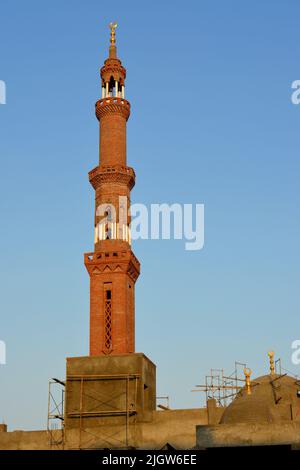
[84,23,140,356]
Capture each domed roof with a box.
[220,374,300,425]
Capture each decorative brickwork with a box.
[100,58,126,85]
[95,98,130,121]
[89,164,135,191]
[104,286,112,352]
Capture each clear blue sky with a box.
[0,0,300,430]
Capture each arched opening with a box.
[102,76,124,99]
[105,206,112,239]
[109,76,115,96]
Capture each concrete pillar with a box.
[207,398,220,425]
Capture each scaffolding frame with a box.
[66,373,139,450]
[192,361,248,407]
[156,396,170,410]
[47,378,65,449]
[275,358,282,375]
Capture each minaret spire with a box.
[109,22,117,59]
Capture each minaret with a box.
[84,23,140,356]
[65,27,155,441]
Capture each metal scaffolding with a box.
[192,361,248,407]
[65,373,139,450]
[47,378,65,449]
[156,396,170,410]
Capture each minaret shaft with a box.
[99,105,127,166]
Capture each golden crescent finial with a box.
[243,367,252,395]
[109,22,118,45]
[268,351,275,375]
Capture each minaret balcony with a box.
[95,97,130,121]
[88,164,135,190]
[84,246,140,283]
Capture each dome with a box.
[220,374,300,425]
